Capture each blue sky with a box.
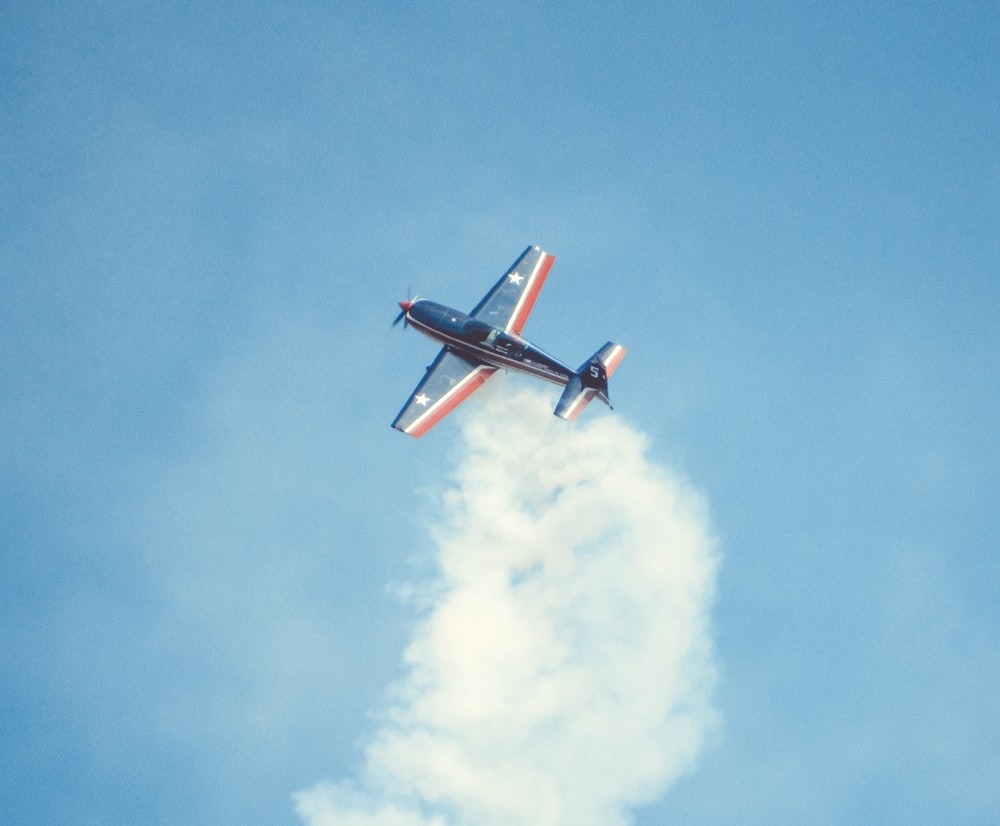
[3,2,998,824]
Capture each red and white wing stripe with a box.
[506,251,554,335]
[469,246,554,334]
[392,348,498,439]
[403,365,496,438]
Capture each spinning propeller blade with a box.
[393,298,415,328]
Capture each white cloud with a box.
[295,382,719,826]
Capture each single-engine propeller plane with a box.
[391,245,626,438]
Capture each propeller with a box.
[392,290,417,330]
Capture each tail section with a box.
[554,342,627,420]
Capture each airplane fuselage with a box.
[404,300,574,387]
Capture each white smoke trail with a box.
[295,383,719,826]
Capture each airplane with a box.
[391,245,626,438]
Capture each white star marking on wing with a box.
[507,271,524,285]
[414,392,431,406]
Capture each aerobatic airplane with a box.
[391,245,626,438]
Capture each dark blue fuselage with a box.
[405,300,573,386]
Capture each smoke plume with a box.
[295,383,718,826]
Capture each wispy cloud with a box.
[296,383,719,826]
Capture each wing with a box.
[392,348,498,438]
[470,245,554,335]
